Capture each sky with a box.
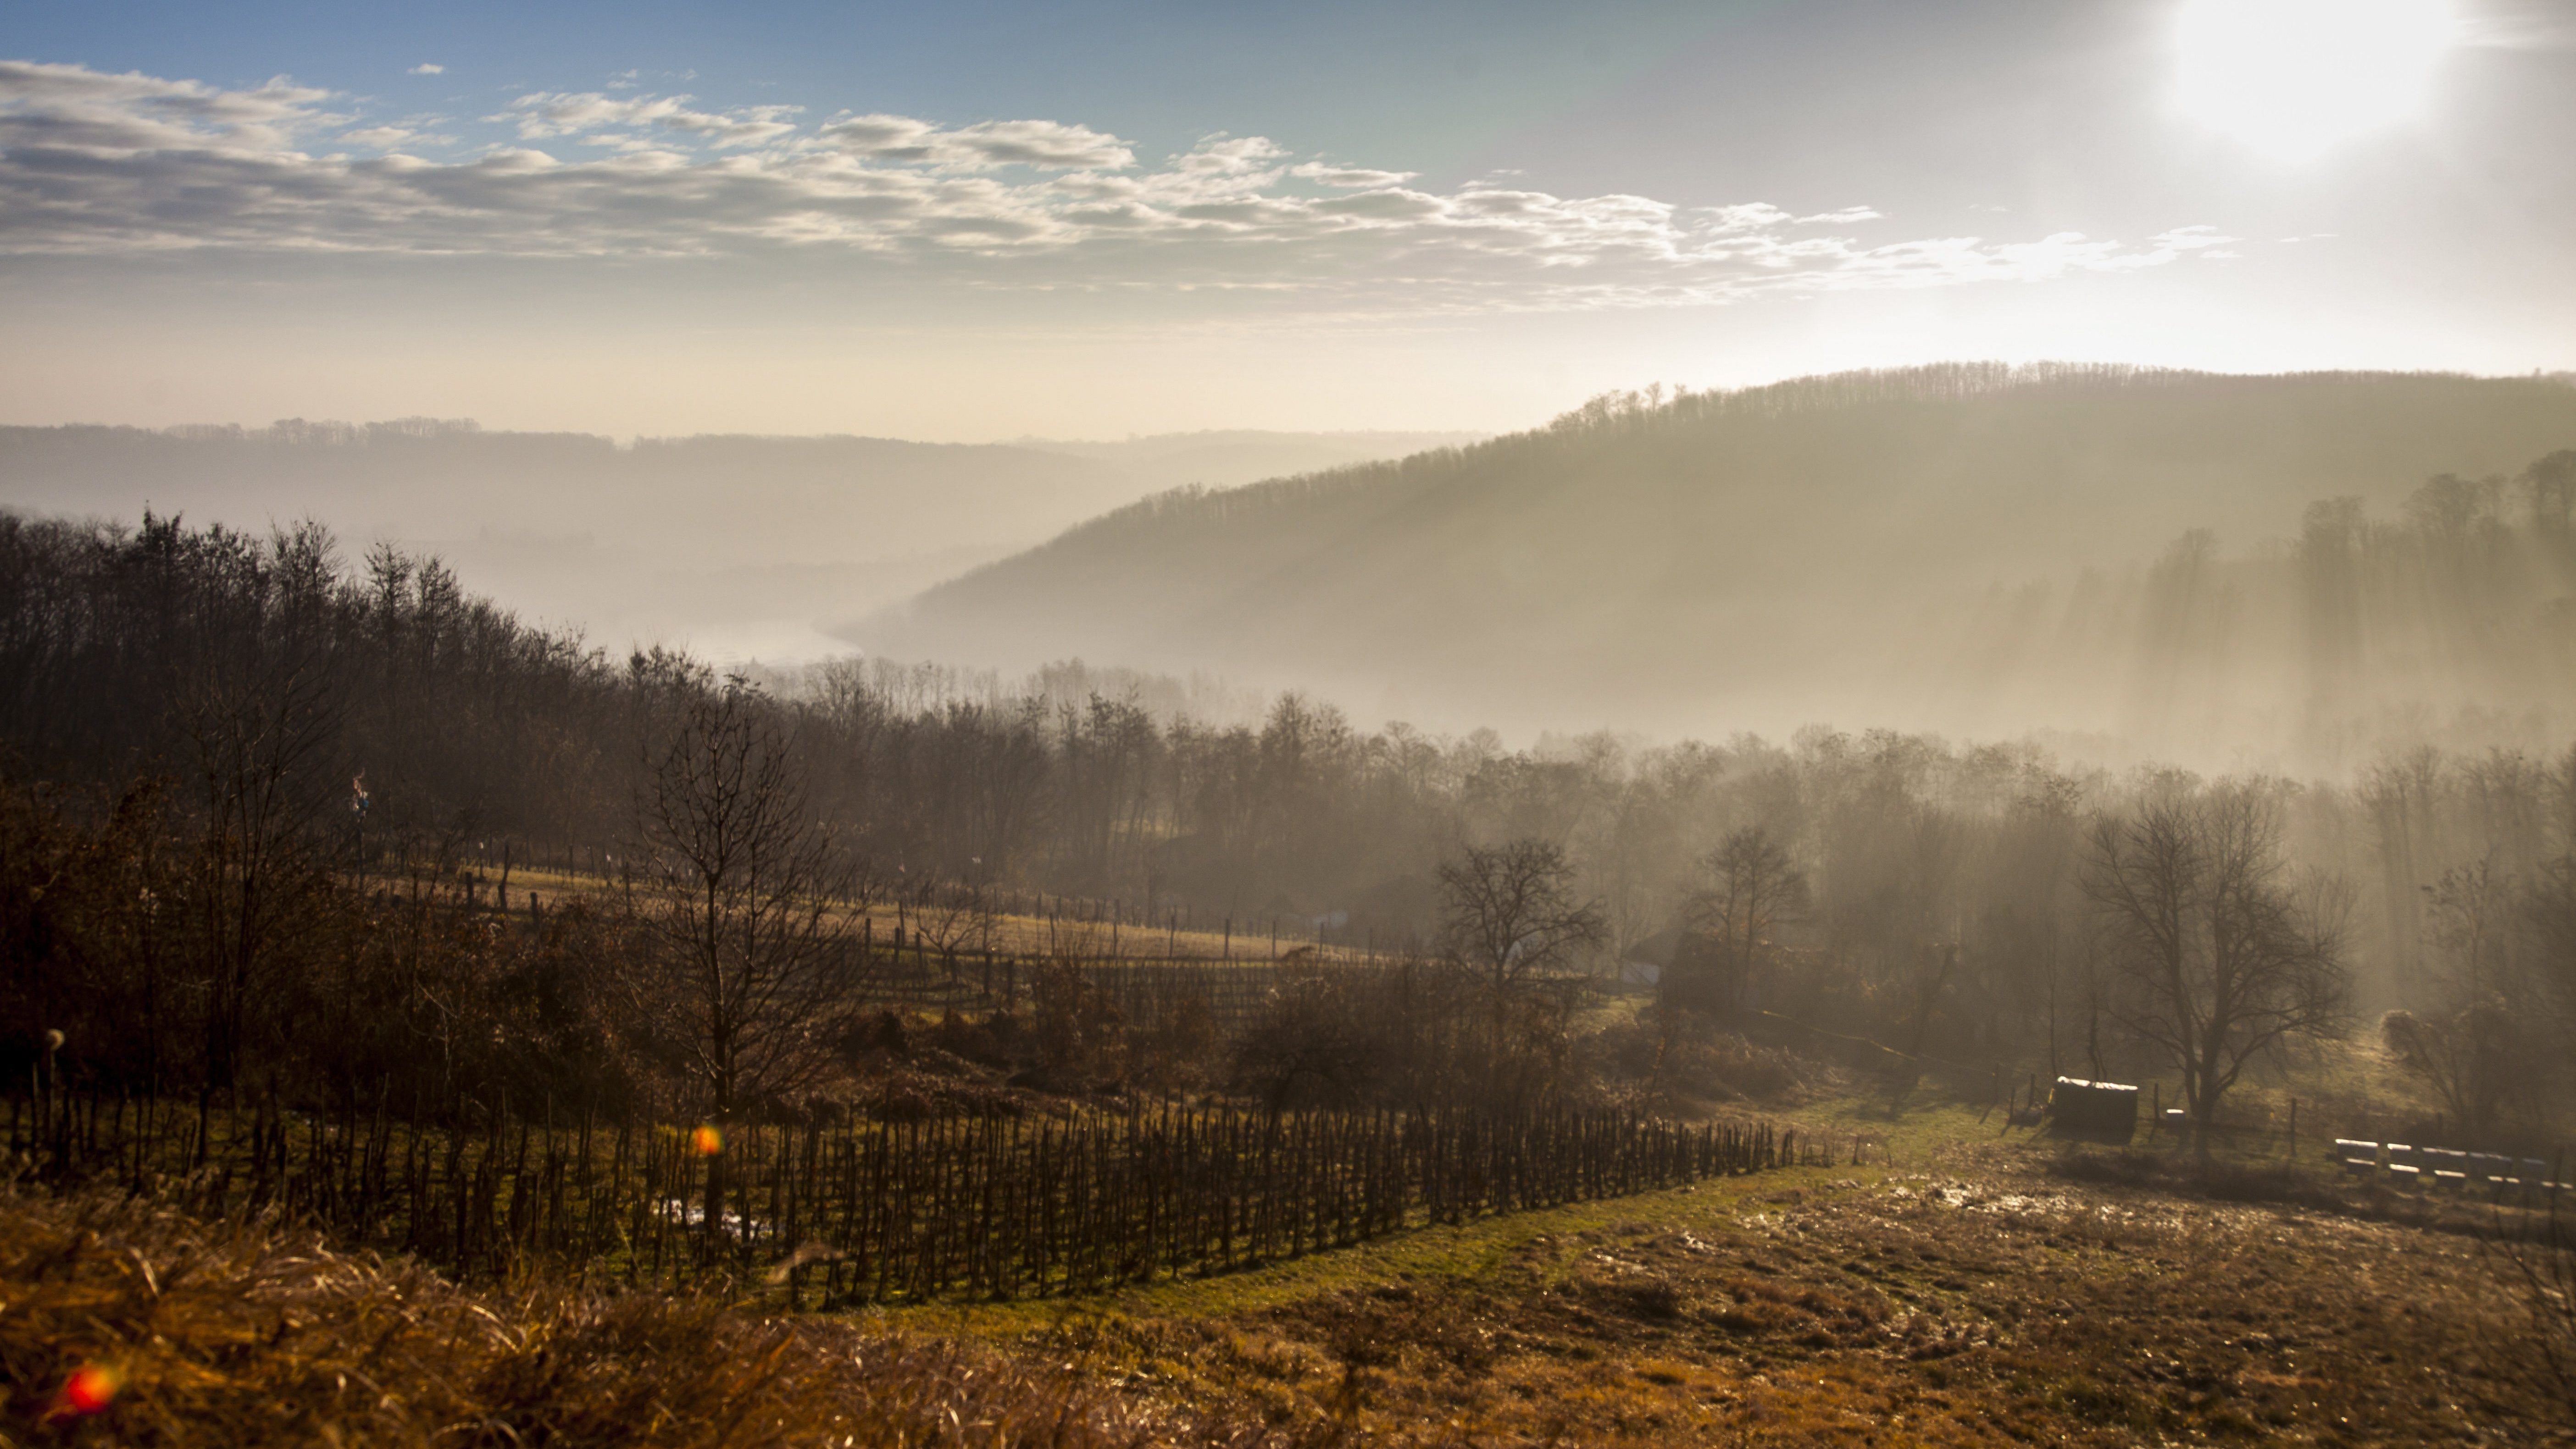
[2,0,2571,440]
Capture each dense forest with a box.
[5,498,2575,1149]
[869,365,2576,761]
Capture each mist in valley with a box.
[0,421,1477,662]
[8,0,2576,1441]
[868,365,2576,773]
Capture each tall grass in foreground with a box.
[0,1183,1283,1447]
[9,1089,1819,1302]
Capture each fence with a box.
[860,954,1384,1031]
[7,1089,1821,1305]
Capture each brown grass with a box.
[955,1141,2576,1446]
[0,1183,1285,1447]
[11,1126,2572,1445]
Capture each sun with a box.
[2173,0,2457,161]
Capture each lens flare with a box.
[690,1123,724,1156]
[50,1362,122,1419]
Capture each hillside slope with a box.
[856,366,2576,761]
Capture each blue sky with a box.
[5,1,1749,171]
[2,0,2570,438]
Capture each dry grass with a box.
[929,1139,2576,1446]
[0,1183,1285,1447]
[11,1108,2574,1445]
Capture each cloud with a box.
[409,63,444,76]
[818,114,1133,171]
[1172,134,1286,179]
[507,91,800,147]
[0,60,2235,313]
[0,59,337,153]
[2147,225,2237,253]
[1292,161,1419,188]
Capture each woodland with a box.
[5,378,2576,1443]
[9,473,2576,1140]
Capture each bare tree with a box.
[630,678,867,1119]
[2082,784,2351,1148]
[1437,838,1608,996]
[1676,826,1808,1017]
[899,872,992,976]
[182,525,345,1089]
[2529,855,2576,1034]
[2525,448,2576,537]
[2383,858,2536,1138]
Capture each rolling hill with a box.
[854,365,2576,764]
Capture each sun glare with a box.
[2174,0,2456,160]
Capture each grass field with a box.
[7,1073,2570,1443]
[445,861,1378,965]
[846,1088,2572,1445]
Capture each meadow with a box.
[8,1067,2569,1446]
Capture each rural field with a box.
[10,412,2576,1445]
[6,2,2575,1438]
[7,1053,2568,1446]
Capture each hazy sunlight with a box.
[2174,0,2456,160]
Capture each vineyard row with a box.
[9,1090,1825,1303]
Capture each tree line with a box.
[4,505,2575,1145]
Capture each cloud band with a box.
[0,59,2232,310]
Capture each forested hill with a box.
[856,366,2576,765]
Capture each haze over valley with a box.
[7,2,2576,1443]
[866,365,2576,766]
[0,422,1476,661]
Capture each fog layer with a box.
[859,365,2576,771]
[0,422,1477,662]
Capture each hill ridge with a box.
[855,365,2576,761]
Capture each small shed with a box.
[2049,1077,2140,1135]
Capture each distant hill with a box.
[1017,430,1485,498]
[855,366,2576,764]
[0,422,1471,662]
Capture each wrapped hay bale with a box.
[2049,1077,2140,1136]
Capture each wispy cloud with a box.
[408,63,444,76]
[340,123,434,148]
[817,113,1134,171]
[0,59,2235,312]
[505,91,801,147]
[1291,161,1420,189]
